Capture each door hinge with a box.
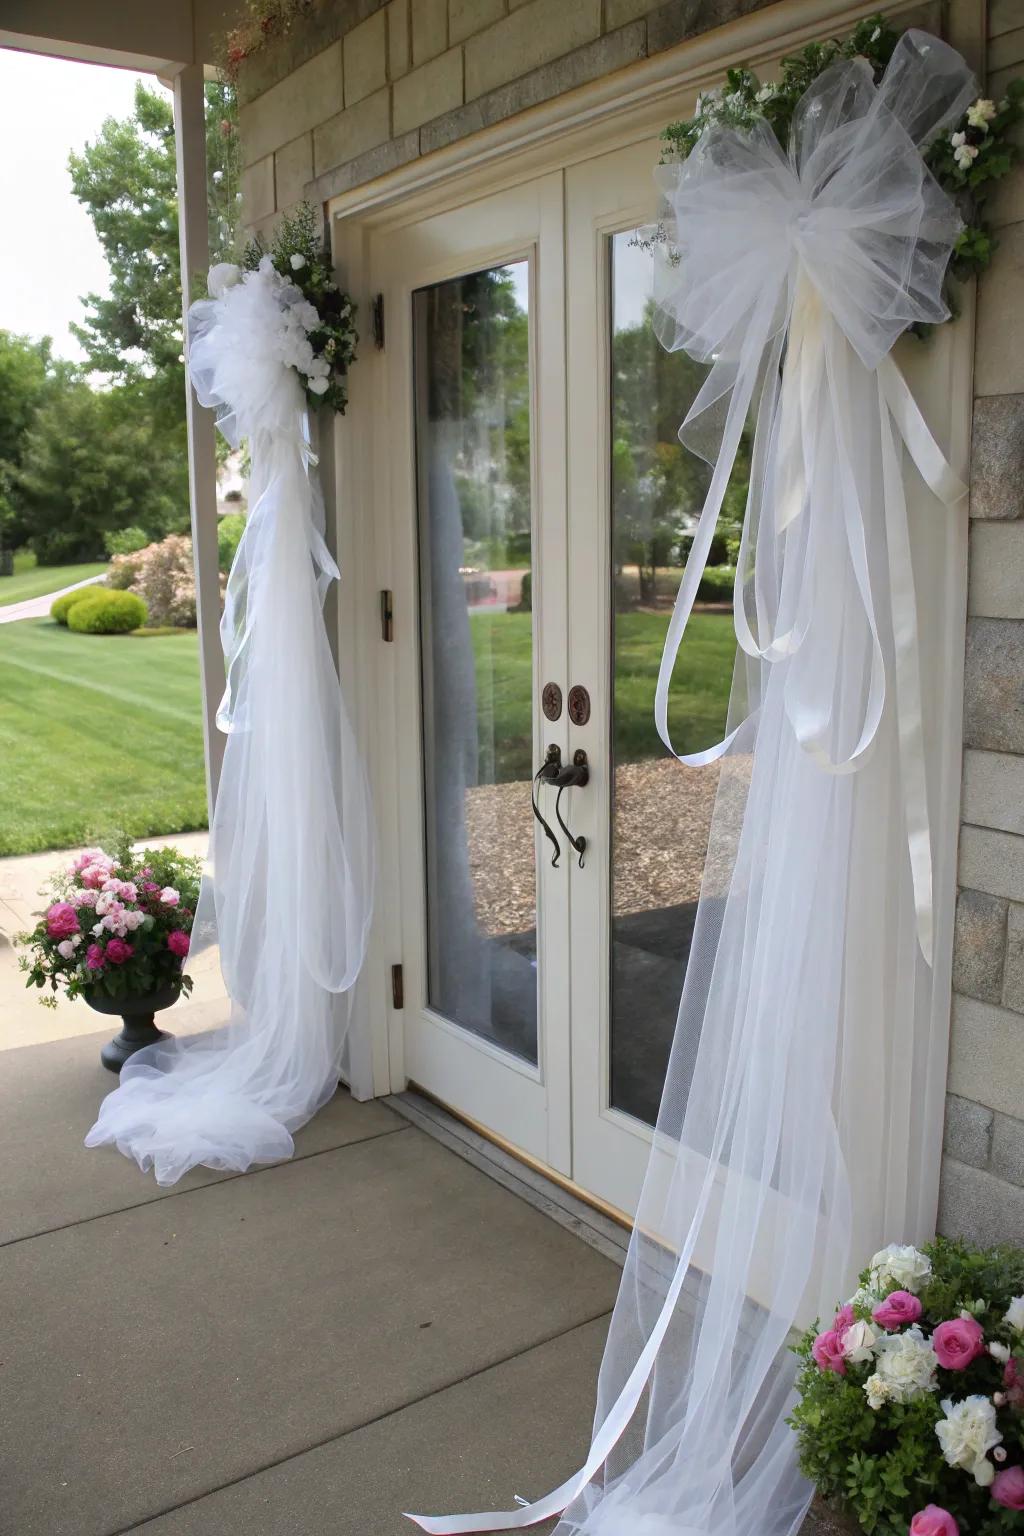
[380,588,394,642]
[372,292,385,350]
[391,963,404,1009]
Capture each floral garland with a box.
[791,1238,1024,1536]
[220,0,315,81]
[660,14,1024,292]
[231,201,357,414]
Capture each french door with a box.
[372,144,732,1215]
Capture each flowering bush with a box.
[791,1238,1024,1536]
[18,836,203,1007]
[108,532,204,627]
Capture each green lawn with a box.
[0,619,208,856]
[472,607,735,781]
[0,553,109,607]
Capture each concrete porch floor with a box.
[0,1027,618,1536]
[1,843,620,1536]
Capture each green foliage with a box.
[698,564,736,600]
[68,80,239,432]
[242,201,358,414]
[66,589,148,634]
[0,331,77,551]
[50,588,94,626]
[789,1237,1024,1536]
[15,383,188,563]
[659,16,1023,302]
[104,526,149,557]
[217,512,246,573]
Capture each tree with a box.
[0,332,76,552]
[15,381,188,564]
[68,79,240,429]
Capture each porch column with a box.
[172,61,225,810]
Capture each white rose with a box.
[848,1284,880,1312]
[966,98,996,130]
[308,375,330,395]
[289,252,306,270]
[208,262,242,299]
[57,939,75,959]
[872,1325,938,1402]
[989,1341,1011,1364]
[1005,1296,1024,1332]
[935,1396,1002,1485]
[95,892,113,916]
[869,1243,931,1295]
[92,923,104,937]
[863,1373,893,1411]
[842,1320,879,1364]
[294,301,320,333]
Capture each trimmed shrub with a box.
[217,512,246,574]
[67,589,147,634]
[50,588,95,626]
[697,565,736,602]
[104,526,149,557]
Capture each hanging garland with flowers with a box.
[653,14,1023,300]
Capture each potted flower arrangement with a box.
[18,836,203,1072]
[791,1238,1024,1536]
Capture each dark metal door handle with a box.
[531,744,563,867]
[553,750,589,867]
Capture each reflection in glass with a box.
[608,230,744,1125]
[414,263,538,1063]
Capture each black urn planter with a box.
[86,983,180,1074]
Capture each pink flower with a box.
[45,902,80,940]
[70,887,98,909]
[812,1328,847,1374]
[69,847,108,874]
[834,1304,856,1332]
[119,882,138,903]
[1005,1358,1024,1408]
[167,929,190,958]
[873,1291,923,1331]
[159,886,180,906]
[85,943,105,970]
[992,1467,1024,1511]
[909,1506,958,1536]
[80,862,111,889]
[104,938,133,965]
[933,1315,985,1369]
[143,881,161,894]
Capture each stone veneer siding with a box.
[236,0,1024,1245]
[236,0,782,225]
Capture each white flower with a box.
[950,131,979,170]
[208,262,242,299]
[869,1244,931,1295]
[755,82,776,103]
[863,1373,893,1411]
[57,939,75,960]
[92,922,104,937]
[935,1396,1002,1485]
[848,1284,880,1312]
[967,98,996,130]
[1005,1296,1024,1332]
[294,300,320,334]
[95,892,113,916]
[989,1341,1011,1364]
[872,1325,938,1402]
[212,169,224,183]
[71,933,82,947]
[842,1320,879,1364]
[289,252,306,270]
[308,375,330,395]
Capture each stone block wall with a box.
[939,0,1024,1246]
[236,0,779,226]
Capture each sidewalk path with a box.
[0,571,105,625]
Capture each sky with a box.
[0,49,163,362]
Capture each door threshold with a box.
[385,1087,631,1270]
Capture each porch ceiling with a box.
[0,0,242,72]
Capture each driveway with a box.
[0,572,105,625]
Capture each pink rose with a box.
[143,881,161,894]
[834,1304,856,1332]
[45,902,80,940]
[159,886,180,906]
[909,1507,958,1536]
[85,943,105,970]
[873,1291,923,1331]
[70,847,107,873]
[992,1467,1024,1511]
[104,938,133,965]
[119,882,138,903]
[933,1315,985,1369]
[812,1328,847,1375]
[167,929,190,958]
[80,862,110,889]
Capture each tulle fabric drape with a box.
[409,32,973,1536]
[85,263,374,1186]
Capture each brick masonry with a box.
[943,0,1024,1247]
[234,1,1024,1246]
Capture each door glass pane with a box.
[608,230,741,1125]
[414,262,537,1064]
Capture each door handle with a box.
[552,750,589,868]
[532,744,564,867]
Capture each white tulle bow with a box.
[651,31,973,966]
